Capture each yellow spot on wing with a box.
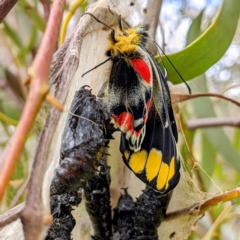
[124,150,130,160]
[146,148,162,181]
[165,157,176,190]
[168,157,175,181]
[157,162,169,190]
[129,150,147,174]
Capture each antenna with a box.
[150,37,192,94]
[82,57,112,77]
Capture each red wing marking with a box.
[113,99,152,144]
[146,99,151,111]
[113,112,134,132]
[113,112,143,138]
[142,99,151,125]
[130,59,151,84]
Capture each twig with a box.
[171,92,240,107]
[0,0,18,23]
[2,188,238,238]
[187,116,240,129]
[164,188,240,222]
[19,1,65,239]
[0,0,65,202]
[221,83,240,95]
[172,92,240,129]
[0,203,25,227]
[9,179,29,208]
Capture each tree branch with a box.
[187,116,240,130]
[0,0,18,23]
[0,203,24,227]
[2,188,240,237]
[0,0,66,203]
[171,92,240,107]
[165,188,240,222]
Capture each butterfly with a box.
[83,12,186,193]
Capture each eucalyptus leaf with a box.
[2,21,23,49]
[186,9,204,45]
[233,129,240,153]
[157,0,240,83]
[17,0,46,32]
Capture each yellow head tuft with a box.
[106,25,148,58]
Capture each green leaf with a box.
[1,100,21,121]
[17,0,46,32]
[2,21,23,49]
[157,0,240,83]
[186,9,204,45]
[233,129,240,153]
[0,112,18,126]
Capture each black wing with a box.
[120,51,180,193]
